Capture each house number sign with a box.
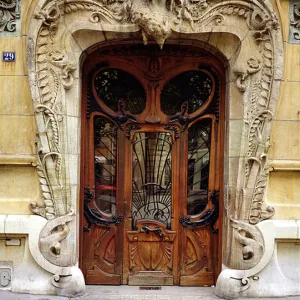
[2,52,16,62]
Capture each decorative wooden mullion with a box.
[145,81,162,124]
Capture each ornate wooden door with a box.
[123,125,180,285]
[80,44,224,286]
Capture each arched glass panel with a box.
[94,68,146,114]
[187,119,211,216]
[94,116,117,214]
[132,132,172,229]
[160,71,213,115]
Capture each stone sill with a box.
[269,160,300,172]
[0,154,36,166]
[0,215,32,235]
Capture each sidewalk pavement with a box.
[0,286,300,300]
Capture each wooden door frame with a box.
[79,42,225,285]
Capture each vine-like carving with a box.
[0,0,20,32]
[231,219,264,267]
[248,157,275,225]
[234,57,262,92]
[30,0,278,230]
[31,3,78,218]
[290,3,300,41]
[39,210,75,267]
[28,1,281,292]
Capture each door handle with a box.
[140,225,164,239]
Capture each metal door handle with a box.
[140,225,164,239]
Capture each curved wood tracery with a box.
[81,43,224,286]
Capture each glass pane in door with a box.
[132,132,172,229]
[187,119,212,216]
[94,116,117,214]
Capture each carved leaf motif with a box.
[92,227,108,246]
[130,243,138,270]
[133,241,173,271]
[104,236,116,264]
[0,0,19,33]
[231,219,264,265]
[127,223,175,273]
[32,0,277,226]
[138,242,151,270]
[150,243,162,270]
[185,237,198,267]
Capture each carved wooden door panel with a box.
[122,126,180,285]
[178,118,220,286]
[81,115,124,284]
[80,44,224,286]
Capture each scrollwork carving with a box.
[0,0,20,33]
[231,219,264,266]
[234,57,262,92]
[290,2,300,42]
[28,2,282,292]
[248,157,275,225]
[31,0,279,226]
[29,140,57,220]
[39,210,75,267]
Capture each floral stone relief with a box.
[26,0,282,295]
[289,0,300,43]
[0,0,21,33]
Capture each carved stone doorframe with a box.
[26,0,283,298]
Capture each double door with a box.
[80,44,223,286]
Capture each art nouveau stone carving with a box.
[0,0,20,33]
[27,214,85,296]
[231,219,264,268]
[289,1,300,42]
[26,0,283,297]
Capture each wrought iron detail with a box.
[94,117,117,214]
[161,70,213,116]
[187,119,211,215]
[126,124,142,139]
[132,132,172,229]
[140,225,164,239]
[180,189,219,233]
[87,61,110,119]
[167,67,220,131]
[87,66,140,129]
[164,125,179,140]
[83,186,123,231]
[169,101,214,132]
[93,68,146,119]
[88,87,137,129]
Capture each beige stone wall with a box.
[267,0,300,219]
[0,0,298,220]
[0,0,39,215]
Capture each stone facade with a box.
[0,0,299,298]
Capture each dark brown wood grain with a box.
[80,43,225,286]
